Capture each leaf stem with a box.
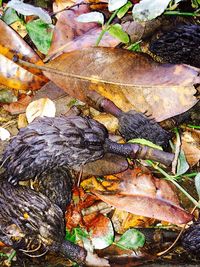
[164,10,200,16]
[95,9,119,46]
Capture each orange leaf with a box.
[92,168,193,224]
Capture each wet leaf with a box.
[77,12,104,25]
[195,173,200,199]
[3,95,32,115]
[65,227,89,243]
[116,228,145,250]
[26,98,56,123]
[108,0,128,12]
[0,127,10,141]
[132,0,171,21]
[89,214,114,249]
[0,20,48,89]
[26,19,54,54]
[47,5,120,59]
[112,210,155,234]
[92,168,193,224]
[0,54,46,91]
[44,47,198,122]
[7,0,52,24]
[107,24,130,43]
[81,154,128,176]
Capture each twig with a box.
[172,128,181,174]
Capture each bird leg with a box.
[105,139,174,166]
[86,90,171,147]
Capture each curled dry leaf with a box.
[3,95,32,115]
[44,47,199,121]
[91,168,193,224]
[26,98,56,123]
[181,128,200,167]
[47,4,120,60]
[0,20,48,89]
[112,210,155,234]
[81,153,128,177]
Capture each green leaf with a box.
[116,229,145,250]
[132,0,171,21]
[195,173,200,199]
[108,0,128,12]
[176,149,189,176]
[117,1,132,18]
[26,19,53,54]
[6,0,51,24]
[107,24,129,43]
[77,12,104,25]
[128,138,163,150]
[2,8,20,25]
[65,227,89,244]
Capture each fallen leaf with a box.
[81,154,128,176]
[87,214,114,249]
[0,20,47,79]
[91,168,193,224]
[112,210,155,234]
[44,47,199,121]
[181,129,200,167]
[7,0,52,24]
[47,5,120,60]
[132,0,171,21]
[0,127,10,141]
[3,95,32,115]
[0,54,46,91]
[26,98,56,123]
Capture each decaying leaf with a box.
[26,98,56,123]
[0,54,46,91]
[181,128,200,167]
[88,168,193,224]
[81,154,128,176]
[112,210,155,234]
[0,20,47,79]
[47,5,120,60]
[3,95,32,115]
[87,214,114,249]
[44,47,199,121]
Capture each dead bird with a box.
[150,24,200,68]
[0,178,86,265]
[2,115,173,185]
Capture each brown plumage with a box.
[150,24,200,68]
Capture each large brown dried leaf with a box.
[91,168,193,224]
[45,47,199,121]
[47,4,119,60]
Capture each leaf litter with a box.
[0,0,200,266]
